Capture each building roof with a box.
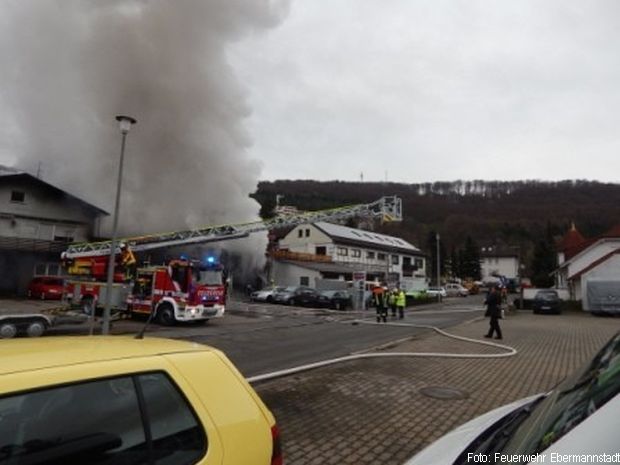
[313,222,421,255]
[568,249,620,280]
[558,223,588,260]
[277,259,388,275]
[0,166,108,215]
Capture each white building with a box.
[272,222,426,289]
[555,224,620,308]
[479,245,520,281]
[0,166,107,294]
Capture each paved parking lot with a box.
[252,309,620,465]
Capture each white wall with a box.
[272,261,322,287]
[480,256,519,279]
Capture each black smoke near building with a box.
[0,0,289,284]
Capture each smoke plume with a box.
[0,0,289,275]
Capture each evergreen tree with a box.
[461,236,482,280]
[530,226,556,287]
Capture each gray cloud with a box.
[230,0,620,183]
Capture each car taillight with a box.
[271,425,283,465]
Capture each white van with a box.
[405,332,620,465]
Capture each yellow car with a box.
[0,336,282,465]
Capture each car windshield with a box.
[283,287,297,293]
[477,332,620,460]
[536,291,558,299]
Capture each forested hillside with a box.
[251,180,620,276]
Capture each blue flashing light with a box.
[179,254,189,261]
[206,256,216,264]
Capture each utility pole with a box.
[436,232,441,302]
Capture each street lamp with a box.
[102,115,137,335]
[436,232,441,302]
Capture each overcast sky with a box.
[230,1,620,184]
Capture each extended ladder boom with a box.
[63,196,402,259]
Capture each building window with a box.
[10,191,25,203]
[366,251,375,260]
[377,253,386,261]
[305,229,310,237]
[300,276,309,286]
[316,246,326,255]
[298,229,303,238]
[415,258,424,269]
[337,247,348,256]
[391,255,399,265]
[351,249,361,258]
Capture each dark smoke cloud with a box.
[0,0,289,273]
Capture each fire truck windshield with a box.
[195,269,222,286]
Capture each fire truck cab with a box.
[127,258,226,325]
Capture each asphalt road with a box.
[2,294,487,377]
[176,296,486,377]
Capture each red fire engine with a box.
[58,195,403,326]
[126,258,227,325]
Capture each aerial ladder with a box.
[62,195,402,259]
[0,196,402,338]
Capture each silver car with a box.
[250,286,285,303]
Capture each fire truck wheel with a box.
[81,297,94,315]
[26,320,47,337]
[156,303,176,326]
[0,323,18,339]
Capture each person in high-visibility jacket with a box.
[388,289,397,317]
[396,288,406,319]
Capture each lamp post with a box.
[102,115,137,335]
[436,232,441,302]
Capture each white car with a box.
[250,286,285,303]
[445,283,469,297]
[426,287,447,298]
[405,331,620,465]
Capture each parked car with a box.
[320,290,352,310]
[0,336,282,465]
[426,287,447,298]
[273,286,328,307]
[532,289,561,314]
[27,276,64,300]
[445,283,469,297]
[250,286,285,303]
[405,331,620,465]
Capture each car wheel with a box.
[289,298,296,306]
[27,290,32,298]
[334,301,342,310]
[26,320,47,337]
[156,303,176,326]
[81,296,95,315]
[266,296,273,303]
[40,292,46,300]
[0,323,18,339]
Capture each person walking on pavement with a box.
[484,285,503,339]
[388,288,397,317]
[396,287,406,319]
[373,285,388,323]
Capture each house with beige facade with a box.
[271,222,426,290]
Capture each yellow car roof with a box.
[0,336,214,376]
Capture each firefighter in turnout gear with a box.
[373,285,388,323]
